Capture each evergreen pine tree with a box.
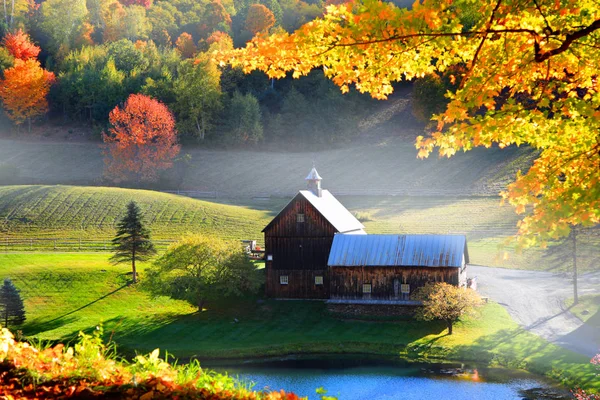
[110,201,156,284]
[0,278,26,329]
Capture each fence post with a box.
[54,239,56,251]
[79,237,81,251]
[30,239,33,249]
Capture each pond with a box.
[209,356,571,400]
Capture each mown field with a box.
[0,185,271,241]
[0,252,598,392]
[0,185,598,271]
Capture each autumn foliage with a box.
[103,94,180,183]
[198,0,232,38]
[2,29,40,60]
[0,328,309,399]
[222,0,600,246]
[414,283,483,335]
[119,0,153,8]
[175,32,197,58]
[0,59,55,127]
[245,4,276,36]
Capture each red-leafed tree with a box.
[198,0,231,38]
[103,94,180,183]
[0,59,55,131]
[245,4,275,36]
[119,0,152,9]
[175,32,196,58]
[2,29,40,60]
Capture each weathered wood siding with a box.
[329,266,460,300]
[266,268,329,299]
[264,194,336,299]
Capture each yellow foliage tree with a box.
[220,0,600,247]
[415,283,483,335]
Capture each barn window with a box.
[267,254,273,261]
[315,276,323,285]
[400,284,410,294]
[362,283,372,293]
[297,213,305,223]
[280,275,289,285]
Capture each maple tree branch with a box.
[461,0,503,89]
[532,0,553,35]
[534,19,600,62]
[327,19,600,65]
[331,28,538,47]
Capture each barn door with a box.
[393,278,400,299]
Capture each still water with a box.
[211,356,571,400]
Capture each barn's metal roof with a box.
[262,190,365,234]
[299,190,365,234]
[328,234,468,267]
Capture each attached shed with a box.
[263,168,365,299]
[328,234,469,302]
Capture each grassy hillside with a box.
[1,252,597,392]
[0,185,271,241]
[0,136,535,197]
[0,185,597,270]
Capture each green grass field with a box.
[1,252,597,392]
[0,185,271,241]
[1,185,597,271]
[566,295,600,329]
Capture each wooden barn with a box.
[327,234,469,303]
[263,167,366,299]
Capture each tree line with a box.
[0,0,378,149]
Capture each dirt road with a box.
[470,265,600,357]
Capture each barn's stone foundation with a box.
[327,303,419,317]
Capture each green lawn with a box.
[1,252,597,392]
[566,295,600,329]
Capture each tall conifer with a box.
[110,201,156,284]
[0,278,26,329]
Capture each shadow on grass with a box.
[561,308,600,357]
[451,326,599,390]
[23,315,79,336]
[23,285,128,336]
[57,300,446,359]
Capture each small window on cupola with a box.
[297,213,305,223]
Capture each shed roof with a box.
[328,234,469,267]
[263,190,365,234]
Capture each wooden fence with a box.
[2,238,177,252]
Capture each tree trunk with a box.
[4,309,8,329]
[131,246,137,284]
[198,299,204,311]
[195,118,203,140]
[572,227,578,305]
[447,320,453,335]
